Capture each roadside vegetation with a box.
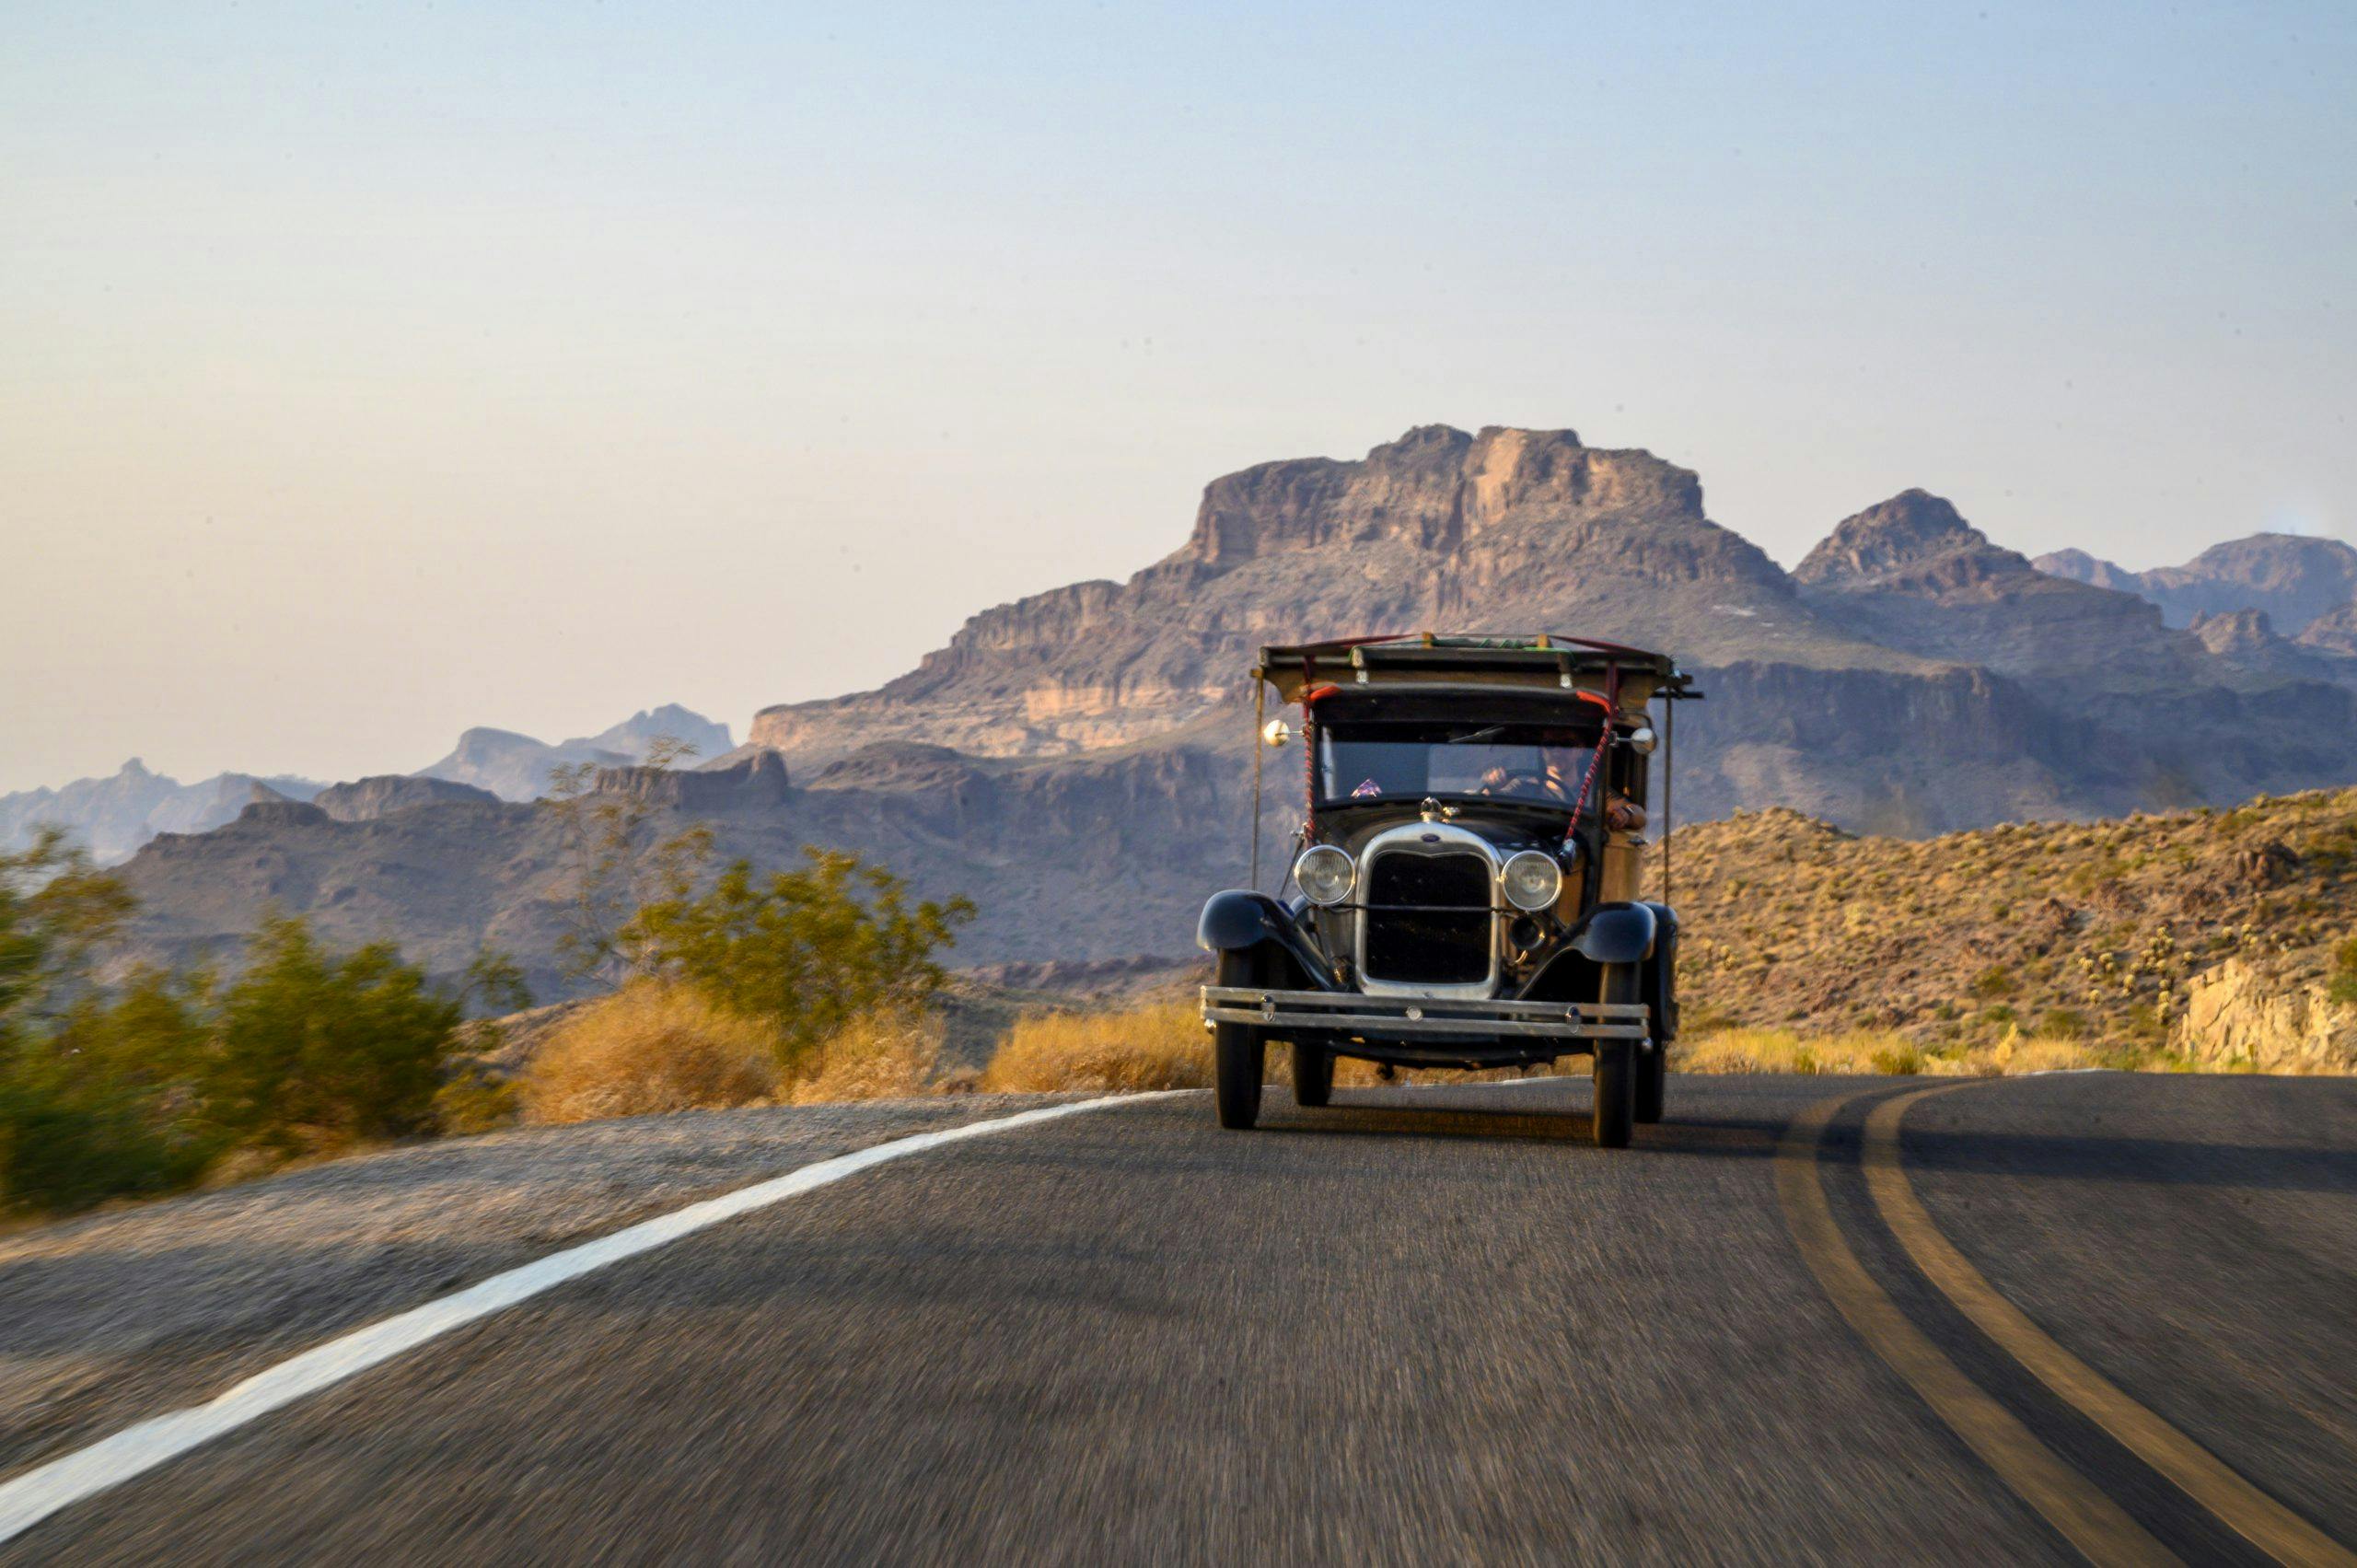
[11,755,2348,1218]
[0,830,528,1216]
[514,843,973,1121]
[1,736,976,1216]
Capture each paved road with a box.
[3,1074,2353,1564]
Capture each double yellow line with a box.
[1776,1085,2354,1568]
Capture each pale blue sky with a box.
[5,1,2352,791]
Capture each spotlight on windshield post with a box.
[1261,717,1294,747]
[1621,726,1658,755]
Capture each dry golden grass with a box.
[1674,1025,2116,1076]
[978,1003,1588,1093]
[520,982,779,1124]
[981,1003,1213,1093]
[789,1012,944,1104]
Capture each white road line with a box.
[0,1091,1187,1548]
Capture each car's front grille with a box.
[1363,850,1492,985]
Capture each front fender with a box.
[1570,901,1657,966]
[1195,889,1340,991]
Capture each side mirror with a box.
[1261,718,1295,747]
[1620,726,1657,756]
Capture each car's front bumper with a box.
[1200,985,1650,1043]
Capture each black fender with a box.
[1637,900,1680,1041]
[1195,890,1340,991]
[1569,900,1657,967]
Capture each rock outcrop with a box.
[315,774,503,821]
[2181,610,2357,686]
[2174,958,2357,1072]
[594,749,789,810]
[2297,600,2357,656]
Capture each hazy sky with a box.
[5,0,2352,793]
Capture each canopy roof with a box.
[1253,633,1698,708]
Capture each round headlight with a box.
[1501,849,1563,912]
[1294,844,1355,906]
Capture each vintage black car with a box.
[1197,633,1697,1147]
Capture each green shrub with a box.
[1969,965,2015,998]
[202,917,467,1156]
[2039,1008,2089,1040]
[624,849,973,1074]
[2330,936,2357,1006]
[0,1074,213,1214]
[3,834,523,1212]
[433,1064,521,1136]
[1870,1044,1927,1075]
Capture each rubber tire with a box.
[1213,947,1265,1131]
[1293,1040,1333,1108]
[1592,964,1641,1148]
[1634,1041,1666,1124]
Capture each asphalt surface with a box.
[3,1073,2352,1564]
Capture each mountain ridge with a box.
[6,705,733,863]
[2034,532,2357,633]
[92,424,2357,992]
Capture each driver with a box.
[1474,747,1584,801]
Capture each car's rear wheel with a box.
[1213,947,1264,1130]
[1593,964,1641,1148]
[1293,1040,1333,1107]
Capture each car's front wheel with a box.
[1593,964,1642,1148]
[1213,947,1265,1130]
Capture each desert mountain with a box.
[2036,532,2357,633]
[415,705,734,801]
[745,425,1832,769]
[0,761,326,865]
[107,425,2357,993]
[6,705,732,863]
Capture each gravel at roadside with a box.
[0,1094,1086,1481]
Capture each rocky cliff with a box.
[745,425,1833,768]
[746,428,2357,829]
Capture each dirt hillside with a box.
[1667,786,2357,1068]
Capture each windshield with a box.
[1318,724,1596,807]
